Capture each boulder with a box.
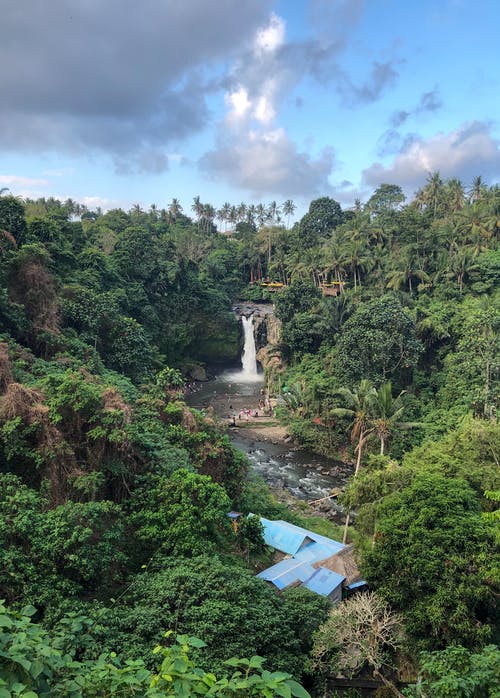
[189,365,208,382]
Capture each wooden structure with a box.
[259,281,286,291]
[320,281,345,296]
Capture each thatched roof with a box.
[313,544,361,586]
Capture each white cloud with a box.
[226,87,252,121]
[254,13,285,54]
[0,174,49,188]
[363,121,500,191]
[201,127,335,197]
[201,13,337,196]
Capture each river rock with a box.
[189,365,208,381]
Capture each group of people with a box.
[228,395,273,426]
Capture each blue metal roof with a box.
[259,517,345,558]
[294,542,340,563]
[348,580,367,590]
[259,517,314,555]
[257,558,315,590]
[303,567,345,596]
[276,520,345,553]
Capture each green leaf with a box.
[0,616,13,628]
[20,606,36,617]
[188,637,206,648]
[287,679,312,698]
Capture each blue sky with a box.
[0,0,498,219]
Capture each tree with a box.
[93,555,328,677]
[331,379,377,543]
[130,469,233,558]
[367,183,405,214]
[282,199,296,227]
[371,381,418,455]
[0,601,312,697]
[332,380,376,476]
[274,278,321,324]
[334,295,423,386]
[0,194,27,244]
[167,198,183,222]
[362,474,498,648]
[310,592,404,696]
[406,644,500,697]
[296,197,343,249]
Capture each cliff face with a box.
[232,303,283,385]
[253,305,281,351]
[232,303,281,350]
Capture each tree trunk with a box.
[380,436,385,455]
[354,430,364,476]
[343,430,365,544]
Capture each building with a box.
[255,517,365,601]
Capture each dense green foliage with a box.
[0,601,312,697]
[0,181,498,693]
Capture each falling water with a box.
[240,314,259,380]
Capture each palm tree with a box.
[445,178,465,213]
[423,171,444,217]
[331,379,377,543]
[386,247,430,294]
[321,239,348,285]
[456,202,495,249]
[469,175,486,203]
[256,203,267,228]
[332,379,376,477]
[217,202,230,231]
[191,196,202,225]
[446,245,479,292]
[344,239,371,290]
[168,198,183,222]
[282,199,296,228]
[228,205,238,232]
[267,201,280,224]
[237,202,247,222]
[371,381,419,455]
[246,204,257,228]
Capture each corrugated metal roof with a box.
[257,558,315,590]
[303,567,345,596]
[259,517,344,558]
[348,580,367,590]
[259,517,313,555]
[294,542,340,563]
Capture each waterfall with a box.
[241,315,259,379]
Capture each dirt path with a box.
[227,419,289,444]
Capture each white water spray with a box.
[240,315,259,380]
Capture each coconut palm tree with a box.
[332,379,377,477]
[469,175,486,203]
[331,379,377,543]
[282,199,296,228]
[219,202,231,231]
[344,239,371,290]
[191,196,202,226]
[386,247,430,294]
[267,201,280,224]
[371,381,419,455]
[255,203,267,228]
[168,198,183,223]
[423,171,444,217]
[445,178,466,213]
[246,204,257,228]
[446,245,480,292]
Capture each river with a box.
[186,369,352,501]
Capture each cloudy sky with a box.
[1,0,499,216]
